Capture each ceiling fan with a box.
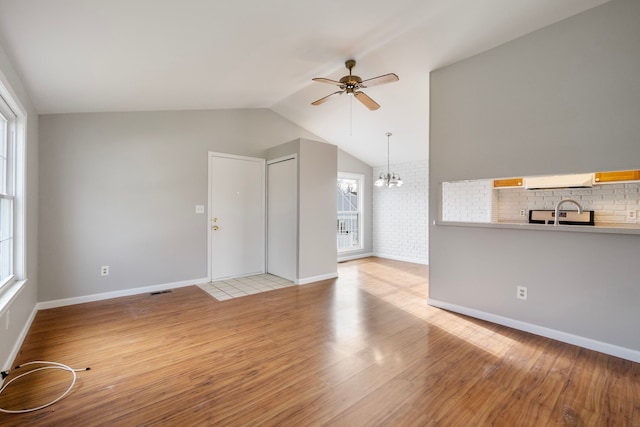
[311,59,398,110]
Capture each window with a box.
[0,93,16,293]
[337,173,364,252]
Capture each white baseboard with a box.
[372,253,428,265]
[2,277,209,381]
[296,272,338,286]
[37,277,209,310]
[2,305,37,376]
[428,298,640,364]
[338,252,374,263]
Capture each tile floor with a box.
[198,274,295,301]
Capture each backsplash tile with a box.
[498,183,640,224]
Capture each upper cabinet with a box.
[594,169,640,183]
[493,178,523,188]
[491,170,640,189]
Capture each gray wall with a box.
[265,138,338,283]
[265,139,300,163]
[39,110,321,301]
[337,149,373,259]
[298,139,337,280]
[0,41,39,369]
[266,138,338,282]
[430,0,640,353]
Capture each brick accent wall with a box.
[441,179,495,223]
[372,160,428,264]
[498,183,640,224]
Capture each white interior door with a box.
[209,153,265,281]
[267,157,297,282]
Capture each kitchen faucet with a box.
[553,199,583,226]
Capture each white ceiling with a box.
[0,0,610,166]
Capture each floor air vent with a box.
[150,290,172,296]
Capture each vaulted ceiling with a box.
[0,0,610,166]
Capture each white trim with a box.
[267,154,297,165]
[0,57,30,387]
[207,152,266,282]
[2,304,37,377]
[0,67,26,117]
[13,114,26,282]
[427,298,640,364]
[296,272,338,285]
[372,253,428,265]
[36,277,209,310]
[0,87,26,284]
[0,279,26,318]
[338,252,374,262]
[337,171,364,253]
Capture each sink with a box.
[528,210,595,225]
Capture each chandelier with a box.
[374,132,403,187]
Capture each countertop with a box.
[436,221,640,235]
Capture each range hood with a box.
[524,173,594,190]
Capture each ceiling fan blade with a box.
[360,73,399,88]
[354,91,380,110]
[311,90,344,106]
[312,77,343,86]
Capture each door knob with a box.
[213,225,219,231]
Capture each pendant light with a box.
[375,132,403,188]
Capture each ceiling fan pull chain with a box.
[349,95,353,136]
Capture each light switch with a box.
[195,205,205,214]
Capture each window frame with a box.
[0,95,15,293]
[0,76,26,307]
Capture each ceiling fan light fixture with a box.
[310,59,398,110]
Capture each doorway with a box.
[208,152,265,281]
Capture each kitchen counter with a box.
[436,221,640,235]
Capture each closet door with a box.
[267,157,297,282]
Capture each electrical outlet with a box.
[626,209,637,223]
[195,205,205,214]
[517,286,527,300]
[519,209,526,217]
[101,266,110,276]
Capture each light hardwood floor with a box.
[0,257,638,426]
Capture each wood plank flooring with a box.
[0,257,638,426]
